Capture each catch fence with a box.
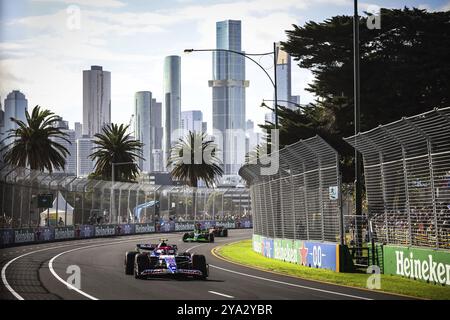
[240,135,342,243]
[345,107,450,249]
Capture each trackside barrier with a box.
[382,245,450,286]
[0,219,252,248]
[252,234,353,272]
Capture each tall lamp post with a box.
[184,44,279,128]
[353,0,363,249]
[110,161,137,224]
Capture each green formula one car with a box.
[182,226,214,243]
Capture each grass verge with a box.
[216,240,450,300]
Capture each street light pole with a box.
[353,0,363,248]
[273,42,279,129]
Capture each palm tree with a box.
[167,131,223,188]
[90,123,143,182]
[0,105,70,172]
[168,131,223,220]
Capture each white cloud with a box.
[31,0,126,8]
[441,1,450,11]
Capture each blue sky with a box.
[1,0,449,131]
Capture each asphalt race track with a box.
[0,229,410,300]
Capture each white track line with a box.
[1,235,173,300]
[208,290,234,298]
[209,264,372,300]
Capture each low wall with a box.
[252,234,345,272]
[0,219,252,248]
[383,244,450,286]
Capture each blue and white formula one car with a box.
[124,239,209,280]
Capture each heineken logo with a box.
[396,251,450,285]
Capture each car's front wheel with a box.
[134,253,151,279]
[192,254,208,280]
[125,251,138,275]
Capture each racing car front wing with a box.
[140,268,204,276]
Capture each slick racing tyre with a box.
[192,254,208,280]
[209,233,214,243]
[125,251,138,275]
[182,233,190,242]
[135,253,151,279]
[222,229,228,237]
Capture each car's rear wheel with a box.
[134,253,151,279]
[209,233,214,243]
[222,229,228,237]
[192,254,208,280]
[125,251,138,275]
[182,233,190,242]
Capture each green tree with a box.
[1,105,70,172]
[167,131,223,188]
[89,123,143,182]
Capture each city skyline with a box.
[2,1,445,135]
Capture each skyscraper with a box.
[83,65,111,137]
[1,90,28,146]
[275,42,292,109]
[51,117,76,175]
[74,122,83,140]
[76,136,94,177]
[151,98,164,172]
[163,56,181,169]
[209,20,249,175]
[181,110,203,135]
[134,92,164,173]
[134,91,152,173]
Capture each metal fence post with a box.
[400,146,413,246]
[268,179,276,238]
[279,175,285,239]
[426,140,439,249]
[290,172,296,241]
[302,162,310,240]
[318,158,325,242]
[338,173,344,245]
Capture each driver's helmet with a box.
[158,238,168,247]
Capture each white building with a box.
[51,117,76,175]
[245,119,261,155]
[76,136,94,177]
[83,66,111,137]
[74,122,83,140]
[181,110,203,136]
[134,92,164,173]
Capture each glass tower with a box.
[163,56,181,170]
[275,42,292,109]
[134,91,152,173]
[1,90,28,147]
[82,65,111,137]
[209,20,249,175]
